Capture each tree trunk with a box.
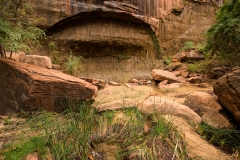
[0,44,5,58]
[10,50,13,59]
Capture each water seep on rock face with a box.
[28,0,220,81]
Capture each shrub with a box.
[62,53,83,76]
[204,0,240,65]
[187,60,208,73]
[180,41,195,52]
[163,56,172,66]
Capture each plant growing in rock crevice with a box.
[141,26,163,60]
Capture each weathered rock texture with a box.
[152,69,179,83]
[184,92,232,128]
[139,96,202,125]
[213,67,240,125]
[29,0,220,81]
[0,58,98,115]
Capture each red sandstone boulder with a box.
[0,58,98,115]
[172,51,204,62]
[188,76,202,83]
[172,52,186,62]
[139,96,202,125]
[151,69,179,83]
[213,67,240,125]
[184,50,204,61]
[184,92,222,112]
[25,55,52,69]
[184,92,232,128]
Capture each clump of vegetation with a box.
[187,60,208,73]
[62,53,83,76]
[197,123,240,155]
[204,0,240,66]
[163,56,172,66]
[48,42,61,65]
[141,26,163,60]
[180,41,195,52]
[0,103,189,160]
[48,42,83,76]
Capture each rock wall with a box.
[29,0,220,81]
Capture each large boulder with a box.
[172,50,204,62]
[139,96,202,125]
[151,69,179,83]
[184,92,222,112]
[184,50,204,61]
[184,92,232,128]
[0,58,98,115]
[213,67,240,125]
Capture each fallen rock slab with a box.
[139,96,202,125]
[151,69,179,83]
[184,50,204,61]
[188,76,202,83]
[0,58,98,115]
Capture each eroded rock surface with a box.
[28,0,220,82]
[152,69,179,83]
[0,58,98,115]
[213,67,240,125]
[139,96,202,125]
[184,92,222,112]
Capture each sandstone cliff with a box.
[29,0,221,81]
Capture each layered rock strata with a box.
[0,58,98,115]
[28,0,220,81]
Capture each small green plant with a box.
[187,60,208,73]
[141,26,163,59]
[62,53,83,76]
[48,42,61,65]
[118,54,131,59]
[163,56,172,66]
[180,41,195,52]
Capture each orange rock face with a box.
[28,0,220,82]
[0,58,98,115]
